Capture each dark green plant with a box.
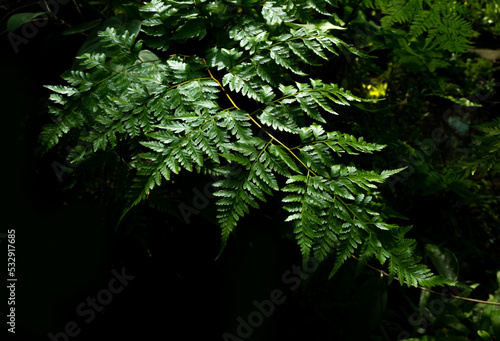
[39,0,481,288]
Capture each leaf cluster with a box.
[39,0,465,288]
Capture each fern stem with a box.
[245,113,316,176]
[206,68,242,110]
[352,255,500,306]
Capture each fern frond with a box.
[39,0,457,289]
